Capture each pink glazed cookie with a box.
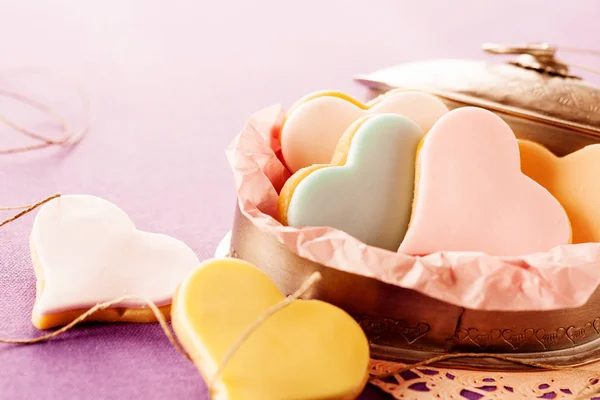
[280,90,449,173]
[398,107,571,257]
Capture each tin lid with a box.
[355,43,600,137]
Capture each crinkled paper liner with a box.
[225,105,600,312]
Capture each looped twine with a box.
[206,271,322,394]
[0,295,190,361]
[0,68,89,155]
[0,193,61,228]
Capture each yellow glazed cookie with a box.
[172,257,370,400]
[519,139,600,244]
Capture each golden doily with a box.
[369,359,600,399]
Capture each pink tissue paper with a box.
[226,105,600,312]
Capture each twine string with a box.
[552,44,600,76]
[207,272,322,393]
[575,383,598,400]
[0,68,89,154]
[559,45,600,57]
[0,204,44,211]
[0,88,70,144]
[0,295,190,362]
[569,62,600,76]
[0,193,61,228]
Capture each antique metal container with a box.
[355,43,600,156]
[223,43,600,370]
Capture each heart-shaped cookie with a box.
[280,89,448,173]
[519,140,600,244]
[172,258,370,400]
[30,194,200,329]
[279,113,424,251]
[398,107,571,256]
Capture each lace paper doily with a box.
[369,359,600,399]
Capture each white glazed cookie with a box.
[30,194,200,329]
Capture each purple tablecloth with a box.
[0,1,598,399]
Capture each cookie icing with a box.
[399,107,571,256]
[520,140,600,244]
[280,90,448,173]
[284,113,424,251]
[172,258,370,400]
[31,194,200,315]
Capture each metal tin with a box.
[226,43,600,370]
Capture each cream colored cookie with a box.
[280,89,448,172]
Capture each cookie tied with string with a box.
[172,258,370,400]
[29,194,200,329]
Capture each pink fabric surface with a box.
[0,1,598,399]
